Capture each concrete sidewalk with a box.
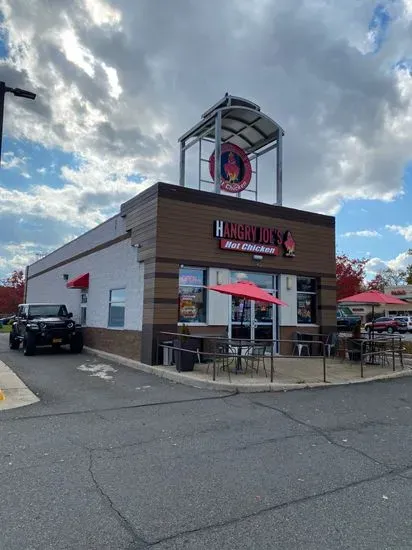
[85,347,412,393]
[0,360,39,410]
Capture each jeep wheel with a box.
[9,332,20,350]
[23,332,36,356]
[70,333,83,354]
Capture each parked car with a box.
[364,316,407,334]
[9,303,83,356]
[0,316,14,324]
[337,309,362,332]
[393,316,412,333]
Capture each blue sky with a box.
[0,0,412,280]
[336,162,412,260]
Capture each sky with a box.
[1,0,412,280]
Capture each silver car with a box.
[394,316,412,333]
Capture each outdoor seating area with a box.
[157,330,408,385]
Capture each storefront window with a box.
[108,288,126,328]
[231,272,275,290]
[179,267,207,323]
[297,277,317,324]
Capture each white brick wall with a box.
[26,239,143,330]
[28,215,126,278]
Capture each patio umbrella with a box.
[339,290,406,336]
[208,280,288,328]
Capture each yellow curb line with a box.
[0,389,5,401]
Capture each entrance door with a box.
[229,272,279,350]
[80,291,88,326]
[230,298,276,341]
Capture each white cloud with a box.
[2,151,26,170]
[1,0,412,275]
[385,224,412,241]
[0,241,50,276]
[366,251,412,278]
[341,230,382,238]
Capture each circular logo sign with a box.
[209,143,252,193]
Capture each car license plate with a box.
[52,338,62,344]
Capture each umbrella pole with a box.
[236,298,246,372]
[240,297,246,329]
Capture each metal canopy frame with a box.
[178,94,284,205]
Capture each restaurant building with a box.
[25,95,336,365]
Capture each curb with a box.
[0,360,40,410]
[84,347,412,393]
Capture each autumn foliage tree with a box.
[336,254,368,301]
[0,270,25,315]
[366,273,386,292]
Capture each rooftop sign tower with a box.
[178,93,284,205]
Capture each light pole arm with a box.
[0,81,36,167]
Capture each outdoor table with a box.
[228,340,252,372]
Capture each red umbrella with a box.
[208,280,288,307]
[339,290,406,306]
[339,290,406,336]
[208,280,288,329]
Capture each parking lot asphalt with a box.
[1,333,412,549]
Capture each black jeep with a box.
[9,303,83,356]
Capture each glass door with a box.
[229,272,279,351]
[253,300,274,341]
[231,296,252,339]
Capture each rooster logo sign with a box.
[283,231,296,257]
[209,143,252,193]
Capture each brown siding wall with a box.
[83,327,141,360]
[155,191,335,278]
[121,182,336,365]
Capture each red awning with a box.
[66,273,89,289]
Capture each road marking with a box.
[0,389,5,400]
[77,363,117,381]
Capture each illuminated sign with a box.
[214,220,295,257]
[209,143,252,193]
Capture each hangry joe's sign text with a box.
[214,220,296,257]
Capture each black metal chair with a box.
[244,344,268,377]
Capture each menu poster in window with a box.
[179,295,198,322]
[179,271,204,287]
[297,294,313,324]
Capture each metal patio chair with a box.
[325,332,338,357]
[292,332,310,357]
[244,344,268,377]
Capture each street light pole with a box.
[0,81,36,167]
